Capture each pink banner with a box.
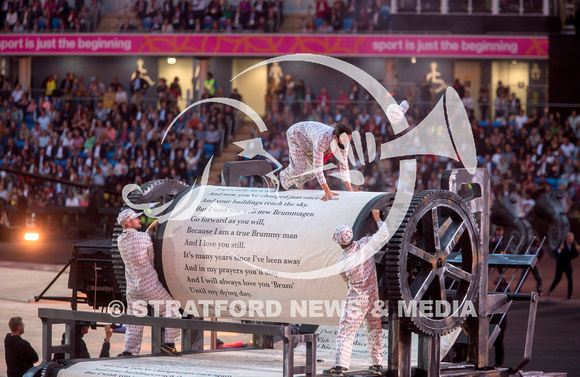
[0,34,548,58]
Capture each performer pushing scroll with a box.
[324,209,386,376]
[116,209,180,357]
[277,122,356,201]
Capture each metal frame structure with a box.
[383,168,545,377]
[36,308,317,377]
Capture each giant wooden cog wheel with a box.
[385,190,481,336]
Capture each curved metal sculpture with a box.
[384,190,481,336]
[535,190,570,256]
[491,194,535,254]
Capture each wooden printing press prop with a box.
[107,168,552,376]
[28,169,558,377]
[28,89,563,377]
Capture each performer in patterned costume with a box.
[278,122,355,200]
[116,209,180,356]
[324,209,386,376]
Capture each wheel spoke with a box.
[408,244,437,265]
[421,207,441,253]
[442,221,466,257]
[410,269,436,300]
[446,263,473,283]
[392,191,480,336]
[438,217,452,239]
[439,274,447,302]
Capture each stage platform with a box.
[49,348,565,377]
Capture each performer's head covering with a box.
[117,209,142,226]
[333,224,353,246]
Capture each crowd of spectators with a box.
[302,0,392,33]
[302,0,547,33]
[118,0,283,33]
[0,71,240,223]
[0,0,553,35]
[0,0,100,33]
[0,68,579,232]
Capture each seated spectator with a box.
[265,8,277,32]
[355,7,369,31]
[222,2,235,20]
[65,190,80,206]
[184,4,196,29]
[239,0,251,26]
[514,109,528,131]
[162,0,174,19]
[315,0,330,20]
[210,18,221,31]
[318,19,333,32]
[254,0,269,20]
[185,148,200,183]
[115,85,128,104]
[246,7,259,28]
[508,92,520,118]
[231,7,243,30]
[207,0,222,20]
[254,15,268,31]
[171,8,184,30]
[193,0,207,20]
[462,90,475,118]
[161,18,174,32]
[12,19,25,32]
[329,8,343,30]
[119,17,134,31]
[135,0,148,18]
[77,5,90,31]
[65,8,77,29]
[5,6,18,30]
[317,87,331,111]
[37,109,51,130]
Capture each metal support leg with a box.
[463,317,489,368]
[181,327,205,352]
[191,328,204,351]
[63,322,71,359]
[282,327,317,377]
[181,328,192,352]
[417,334,440,377]
[283,333,294,377]
[387,305,412,377]
[305,334,317,377]
[41,318,53,362]
[510,292,538,374]
[151,326,162,354]
[70,321,79,359]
